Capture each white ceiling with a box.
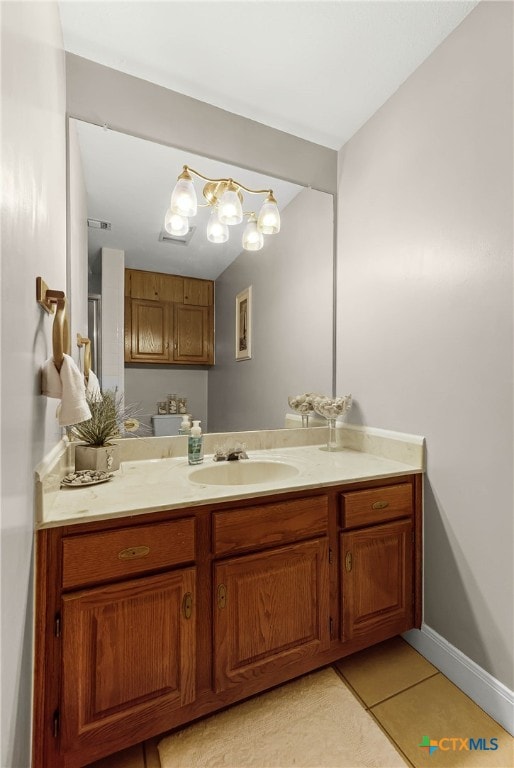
[59,0,479,150]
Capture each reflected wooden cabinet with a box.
[124,268,214,365]
[174,303,213,364]
[128,297,172,362]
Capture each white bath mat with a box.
[158,666,407,768]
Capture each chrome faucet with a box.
[213,443,249,461]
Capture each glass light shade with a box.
[206,207,229,243]
[257,198,280,234]
[218,187,243,225]
[170,177,197,217]
[164,209,189,237]
[242,216,264,251]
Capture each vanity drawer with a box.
[62,517,195,589]
[213,496,328,556]
[341,483,412,529]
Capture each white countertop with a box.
[38,439,424,529]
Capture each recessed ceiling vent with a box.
[87,218,112,230]
[159,226,196,246]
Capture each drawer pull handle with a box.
[118,545,150,561]
[182,592,193,620]
[372,500,389,510]
[345,552,352,572]
[217,584,227,609]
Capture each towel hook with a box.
[36,277,69,372]
[77,334,91,381]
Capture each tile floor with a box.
[86,637,513,768]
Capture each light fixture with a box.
[206,207,229,244]
[218,180,244,225]
[167,165,280,251]
[257,192,281,234]
[164,208,189,237]
[242,213,264,251]
[170,168,197,217]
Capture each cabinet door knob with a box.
[182,592,193,620]
[372,500,389,510]
[217,584,227,609]
[345,552,352,572]
[118,546,150,561]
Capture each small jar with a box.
[167,394,178,414]
[178,396,188,414]
[157,401,167,415]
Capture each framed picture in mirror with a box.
[235,286,252,361]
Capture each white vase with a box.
[74,444,120,472]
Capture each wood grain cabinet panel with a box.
[183,277,213,306]
[124,269,214,366]
[214,539,330,693]
[128,269,183,302]
[174,304,213,364]
[341,482,412,529]
[213,496,328,556]
[129,298,171,362]
[62,517,195,589]
[340,519,413,642]
[60,569,196,756]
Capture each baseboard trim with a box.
[403,624,514,736]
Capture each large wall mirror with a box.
[68,117,334,435]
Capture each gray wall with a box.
[209,188,334,432]
[337,1,513,688]
[124,367,209,432]
[1,3,67,764]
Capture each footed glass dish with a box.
[312,395,352,451]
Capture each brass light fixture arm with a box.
[183,165,273,197]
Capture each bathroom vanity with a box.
[33,429,423,767]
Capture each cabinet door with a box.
[60,569,195,755]
[214,539,330,693]
[173,303,213,364]
[127,268,183,302]
[340,520,413,642]
[183,277,213,306]
[128,298,171,362]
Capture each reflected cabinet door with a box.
[214,539,330,693]
[340,520,413,641]
[127,297,172,362]
[173,303,213,364]
[60,568,196,755]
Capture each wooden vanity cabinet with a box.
[61,568,196,754]
[34,475,421,768]
[124,268,214,365]
[339,482,417,643]
[212,495,330,692]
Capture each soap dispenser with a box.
[179,415,191,435]
[188,420,204,465]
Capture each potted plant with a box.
[69,389,141,472]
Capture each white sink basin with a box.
[188,460,299,486]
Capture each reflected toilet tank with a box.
[151,415,183,436]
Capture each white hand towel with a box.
[41,358,62,399]
[85,370,103,402]
[56,354,92,427]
